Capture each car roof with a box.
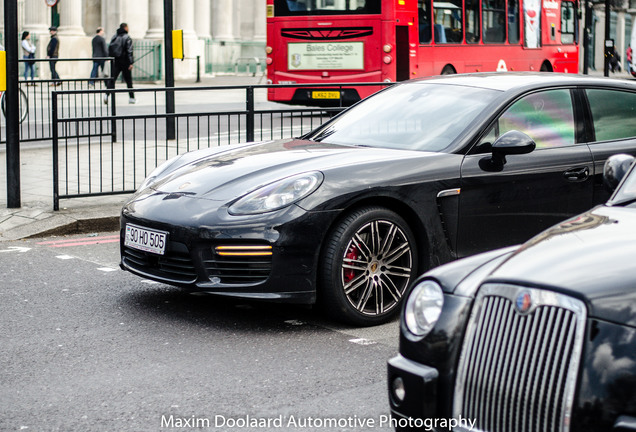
[405,72,636,92]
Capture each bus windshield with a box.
[274,0,381,16]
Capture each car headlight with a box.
[403,280,444,339]
[228,172,323,215]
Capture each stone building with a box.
[0,0,266,80]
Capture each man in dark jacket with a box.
[46,26,61,84]
[90,27,108,86]
[105,23,135,104]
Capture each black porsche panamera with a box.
[120,73,636,326]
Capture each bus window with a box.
[483,0,506,43]
[508,0,520,43]
[418,1,433,44]
[561,1,576,44]
[273,0,381,15]
[465,0,481,43]
[433,0,463,43]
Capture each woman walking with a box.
[21,31,36,83]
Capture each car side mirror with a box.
[603,154,635,192]
[479,130,536,172]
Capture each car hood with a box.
[486,205,636,327]
[144,139,435,201]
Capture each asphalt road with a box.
[0,232,400,432]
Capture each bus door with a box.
[396,26,411,81]
[394,0,418,81]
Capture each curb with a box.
[1,210,122,242]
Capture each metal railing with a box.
[51,82,392,210]
[204,39,265,75]
[132,40,162,82]
[0,57,114,144]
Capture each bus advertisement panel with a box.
[266,0,579,105]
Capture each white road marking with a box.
[0,246,31,253]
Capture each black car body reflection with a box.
[120,73,636,326]
[388,155,636,431]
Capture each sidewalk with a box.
[0,74,263,242]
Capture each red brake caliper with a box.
[344,245,359,283]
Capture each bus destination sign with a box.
[288,42,364,70]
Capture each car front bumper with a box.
[119,193,341,303]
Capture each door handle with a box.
[563,166,590,182]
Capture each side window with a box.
[508,0,520,43]
[465,0,481,43]
[483,0,506,43]
[586,89,636,142]
[433,0,463,43]
[475,89,575,152]
[418,0,432,44]
[560,1,576,44]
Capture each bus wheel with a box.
[319,206,418,326]
[540,61,553,72]
[441,65,456,75]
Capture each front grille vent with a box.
[453,284,587,432]
[204,245,272,285]
[123,242,197,283]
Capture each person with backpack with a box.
[105,23,135,104]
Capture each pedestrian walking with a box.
[90,27,108,87]
[105,23,135,104]
[46,26,61,84]
[21,31,36,83]
[627,45,633,72]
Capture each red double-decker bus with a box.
[265,0,579,105]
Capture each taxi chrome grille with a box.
[123,242,197,283]
[204,245,272,285]
[453,284,586,432]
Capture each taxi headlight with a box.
[404,280,444,339]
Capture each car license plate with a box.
[312,91,340,99]
[125,224,168,255]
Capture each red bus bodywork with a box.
[266,0,579,105]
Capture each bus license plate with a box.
[125,224,168,255]
[312,91,340,100]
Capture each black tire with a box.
[441,65,456,75]
[319,207,418,326]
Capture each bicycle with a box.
[0,87,29,123]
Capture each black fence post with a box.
[52,91,59,211]
[164,0,176,140]
[196,56,201,83]
[246,86,255,142]
[4,0,21,208]
[110,59,117,142]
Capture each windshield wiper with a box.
[610,197,636,207]
[310,127,336,142]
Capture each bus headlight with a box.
[265,46,273,54]
[403,280,443,339]
[383,55,393,64]
[383,44,393,53]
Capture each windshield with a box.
[609,164,636,206]
[274,0,381,16]
[308,83,499,152]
